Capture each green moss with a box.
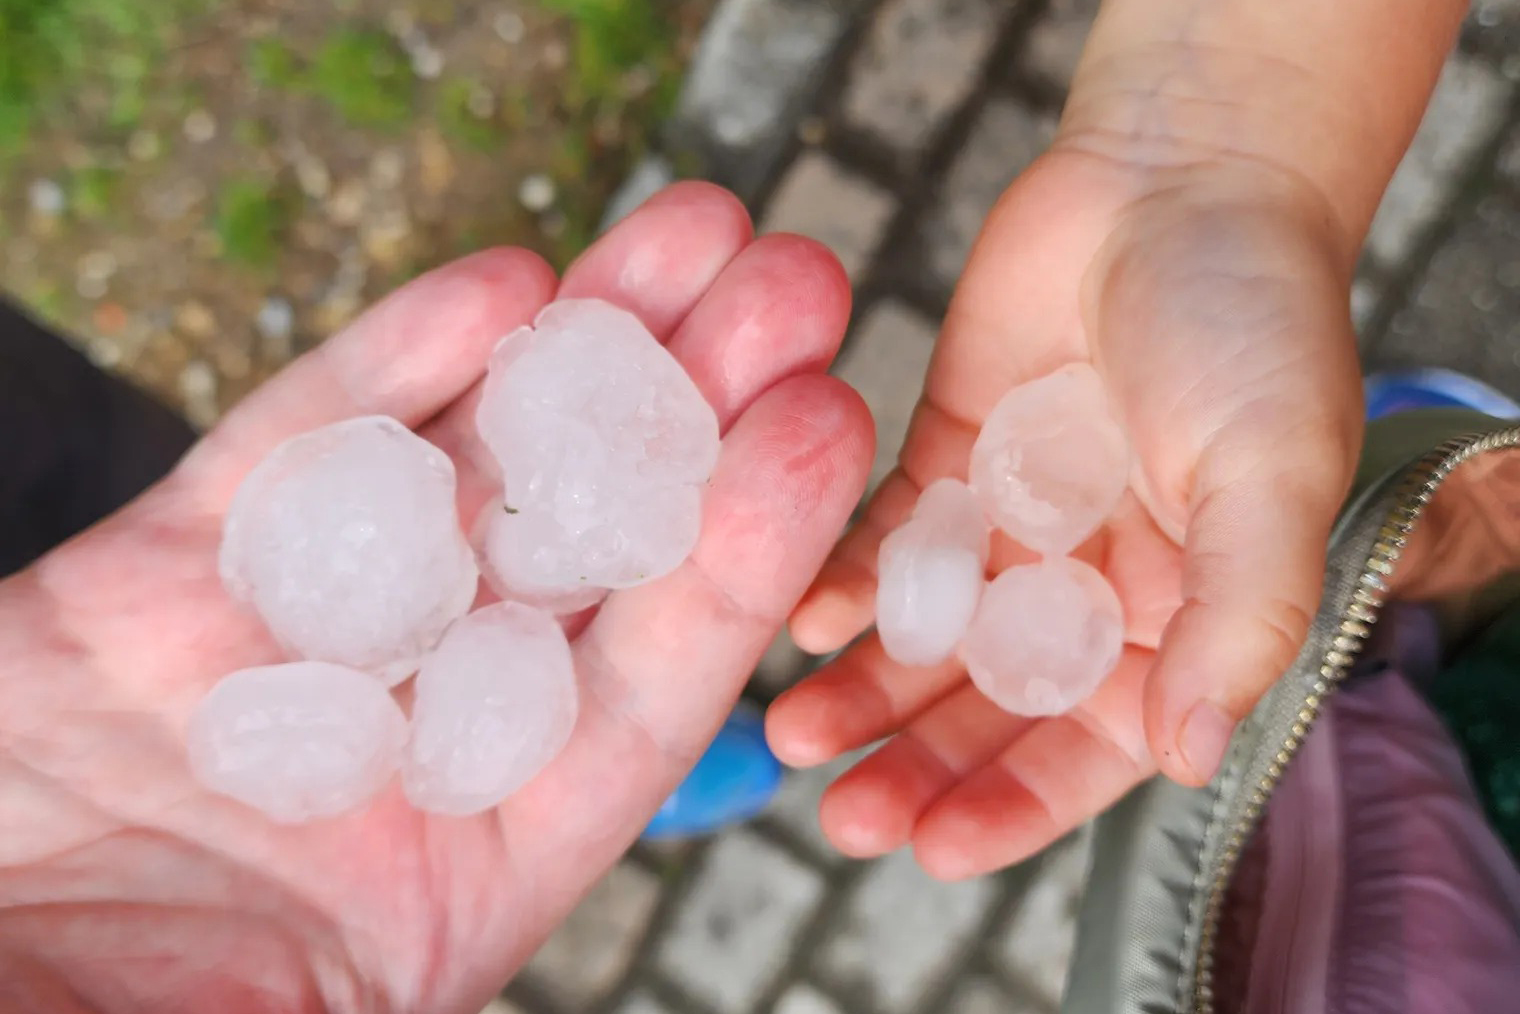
[0,0,206,152]
[213,177,291,268]
[309,28,413,129]
[539,0,670,109]
[438,78,505,151]
[247,36,301,90]
[68,165,120,220]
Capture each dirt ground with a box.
[0,0,709,426]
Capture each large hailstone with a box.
[219,416,479,685]
[876,478,991,667]
[404,602,579,816]
[474,299,719,593]
[959,558,1124,717]
[968,363,1129,556]
[187,662,408,823]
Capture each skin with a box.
[0,184,874,1013]
[770,0,1471,879]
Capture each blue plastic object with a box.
[642,703,783,840]
[1364,367,1520,421]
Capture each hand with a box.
[0,183,873,1013]
[767,148,1365,879]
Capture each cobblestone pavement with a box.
[499,3,1520,1013]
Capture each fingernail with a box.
[1179,701,1235,781]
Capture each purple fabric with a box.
[1235,604,1520,1013]
[1326,668,1520,1014]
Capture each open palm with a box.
[768,149,1367,879]
[0,184,873,1013]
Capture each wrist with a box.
[1054,0,1467,259]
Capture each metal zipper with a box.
[1191,424,1520,1014]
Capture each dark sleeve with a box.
[0,299,195,577]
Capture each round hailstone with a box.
[219,416,479,685]
[405,602,579,816]
[912,477,991,560]
[968,363,1129,556]
[187,662,408,823]
[960,558,1124,717]
[471,497,607,614]
[876,479,991,667]
[475,298,720,513]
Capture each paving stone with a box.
[1366,53,1512,267]
[842,0,1007,156]
[763,152,895,280]
[657,830,827,1013]
[1497,123,1520,185]
[1018,0,1099,90]
[819,849,997,1011]
[1463,0,1520,57]
[922,98,1057,286]
[610,992,676,1014]
[994,829,1092,1007]
[751,628,815,697]
[945,976,1049,1014]
[830,300,938,494]
[1351,274,1384,336]
[601,155,675,232]
[478,998,529,1014]
[524,862,661,1009]
[673,0,859,197]
[767,747,875,858]
[774,984,847,1014]
[1373,190,1520,397]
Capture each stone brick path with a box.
[499,3,1520,1013]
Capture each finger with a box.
[1087,205,1364,786]
[817,684,1030,858]
[574,375,872,757]
[666,233,851,427]
[766,632,964,767]
[1145,448,1349,785]
[913,649,1156,880]
[559,181,753,337]
[493,376,872,898]
[179,247,557,507]
[789,396,981,653]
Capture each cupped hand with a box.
[0,183,873,1013]
[768,148,1366,880]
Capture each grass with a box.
[0,0,204,153]
[540,0,676,111]
[247,27,416,130]
[535,0,696,265]
[246,28,415,130]
[438,77,505,151]
[247,37,300,90]
[309,29,414,128]
[67,165,120,220]
[213,177,291,268]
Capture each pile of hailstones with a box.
[189,294,1130,825]
[874,362,1130,718]
[190,299,721,823]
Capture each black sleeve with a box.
[0,299,195,577]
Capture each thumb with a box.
[1087,185,1367,786]
[1145,428,1355,786]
